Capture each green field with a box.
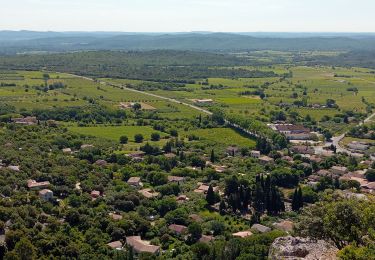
[68,125,168,142]
[185,128,256,151]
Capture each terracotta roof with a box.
[189,214,203,222]
[27,179,50,189]
[169,224,187,234]
[232,231,253,238]
[39,189,52,195]
[199,235,214,243]
[138,189,159,199]
[107,241,123,249]
[90,190,101,198]
[168,176,185,182]
[126,236,160,254]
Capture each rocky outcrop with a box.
[269,236,338,260]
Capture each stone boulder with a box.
[268,236,338,260]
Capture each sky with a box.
[1,0,375,32]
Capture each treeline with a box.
[30,105,127,124]
[0,51,283,80]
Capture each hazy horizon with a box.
[1,0,375,32]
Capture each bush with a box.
[151,132,160,141]
[120,135,128,144]
[134,134,144,143]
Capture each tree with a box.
[151,132,160,141]
[14,237,37,260]
[188,222,202,241]
[120,135,128,144]
[212,109,225,125]
[365,169,375,182]
[219,200,226,215]
[292,187,303,211]
[210,149,215,163]
[206,185,216,206]
[134,134,144,143]
[132,103,142,110]
[169,129,178,137]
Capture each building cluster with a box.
[268,124,316,141]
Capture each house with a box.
[259,156,274,165]
[168,176,185,184]
[199,235,214,243]
[250,150,261,158]
[193,99,213,104]
[109,213,123,221]
[126,236,160,255]
[12,116,38,125]
[27,179,51,190]
[330,166,348,176]
[309,155,322,163]
[90,190,101,199]
[226,146,239,156]
[281,156,294,162]
[164,153,176,159]
[273,220,294,232]
[80,144,94,149]
[290,146,315,155]
[176,195,189,202]
[107,241,123,250]
[232,231,253,238]
[7,165,20,172]
[169,224,188,235]
[127,152,145,162]
[213,165,227,173]
[285,133,314,140]
[316,169,330,176]
[189,214,203,222]
[194,184,218,194]
[308,175,321,182]
[138,189,159,199]
[251,224,271,233]
[127,177,142,187]
[274,124,311,135]
[62,148,72,154]
[95,159,107,166]
[39,189,53,201]
[362,182,375,193]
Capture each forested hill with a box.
[1,32,375,54]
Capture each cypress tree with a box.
[210,149,215,163]
[206,185,216,206]
[297,187,303,209]
[292,188,298,211]
[219,200,226,215]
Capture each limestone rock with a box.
[269,236,338,260]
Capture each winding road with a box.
[328,112,375,157]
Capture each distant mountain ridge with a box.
[1,31,375,54]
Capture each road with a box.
[328,111,375,157]
[61,72,260,138]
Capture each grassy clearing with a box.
[185,128,256,150]
[68,125,168,142]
